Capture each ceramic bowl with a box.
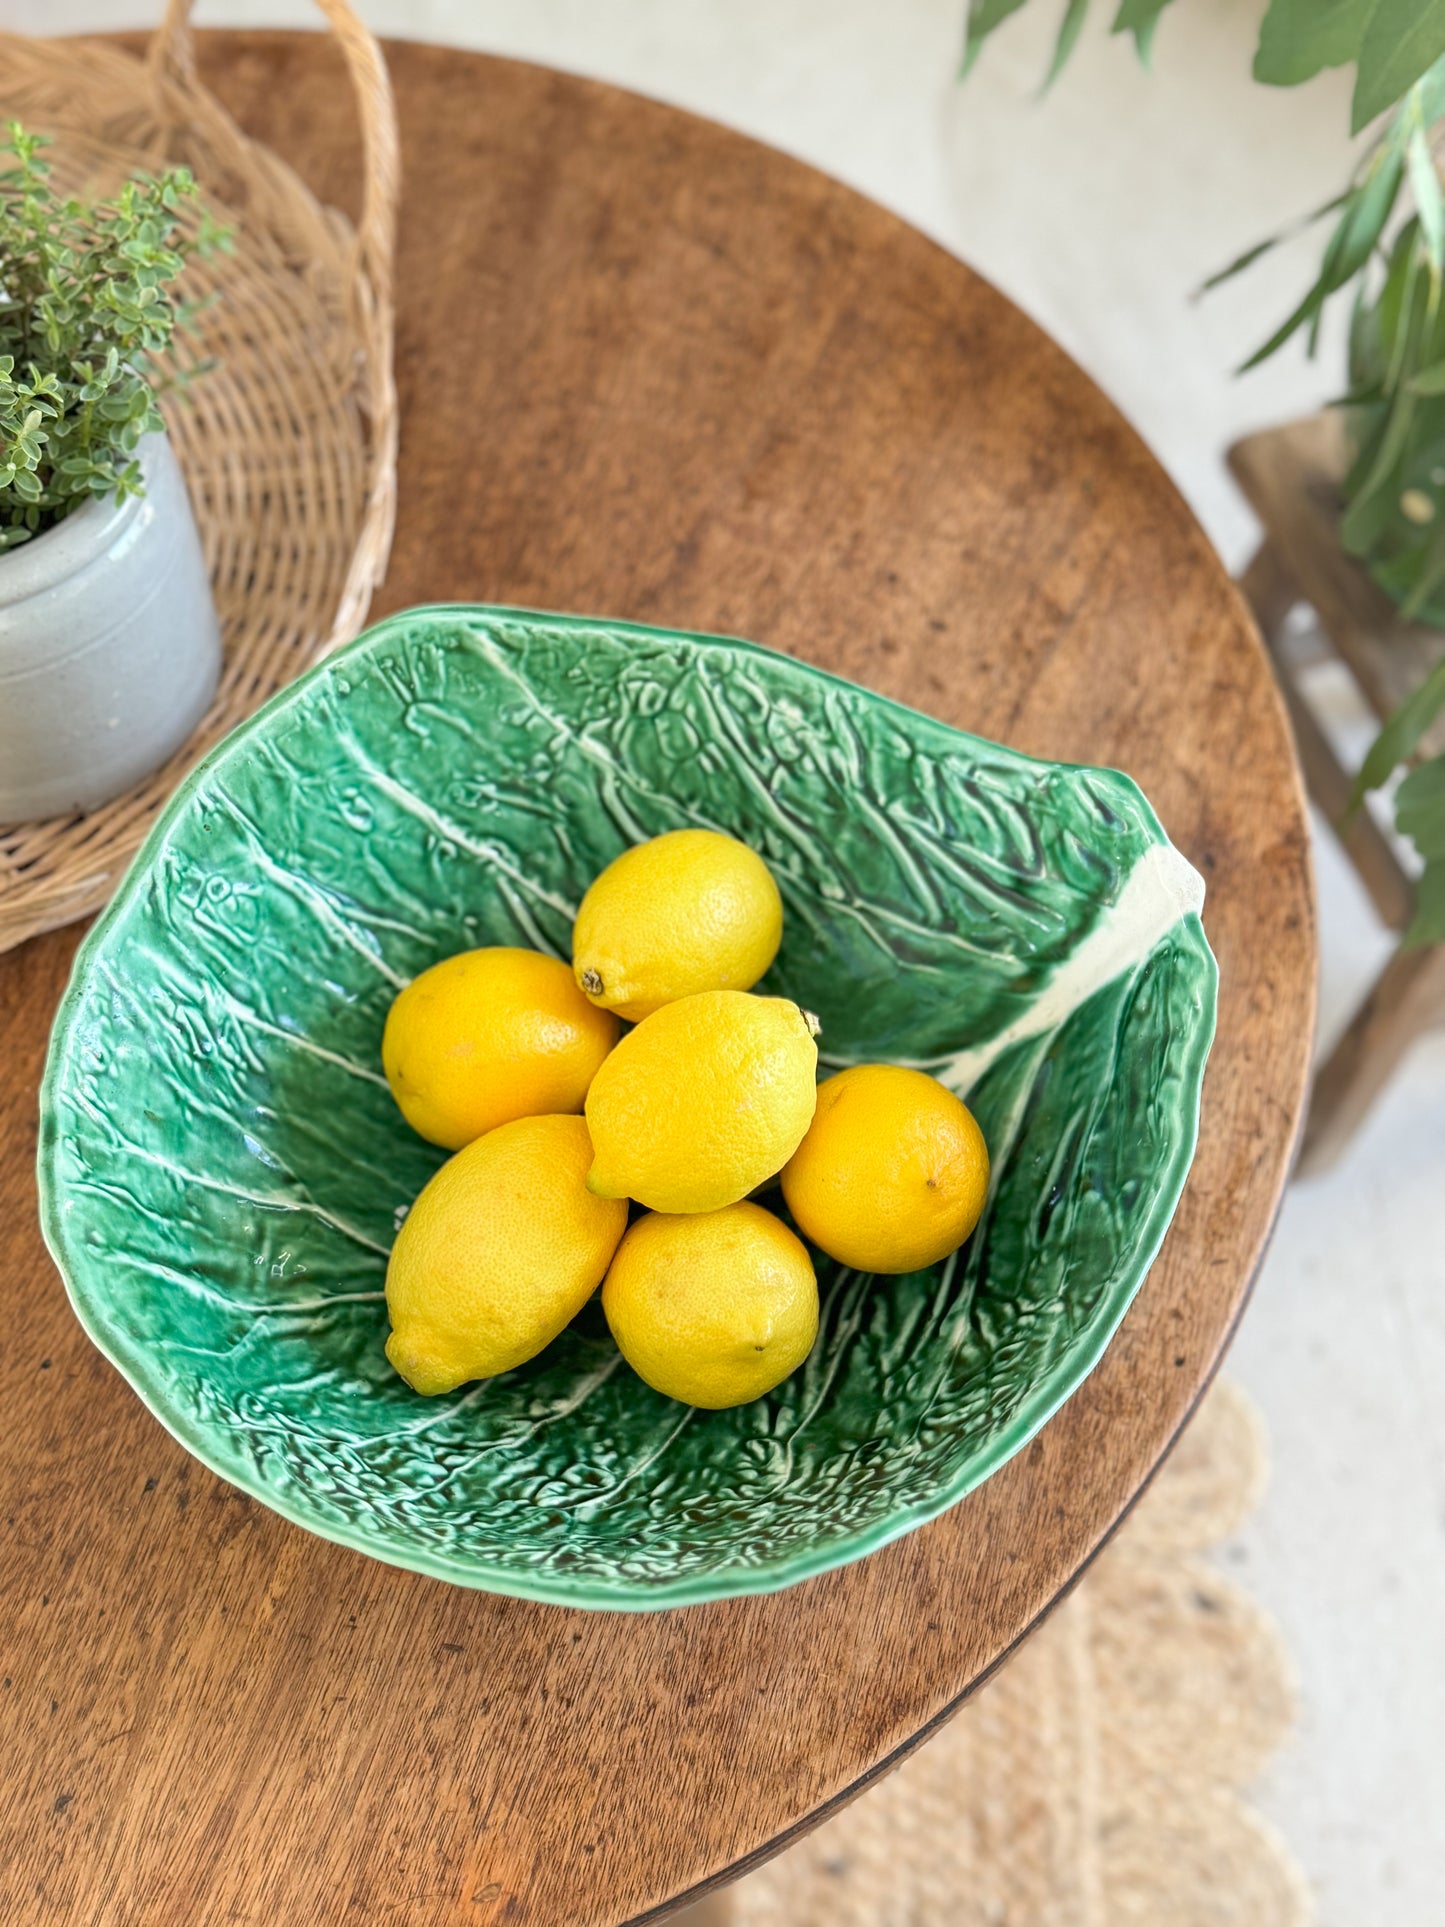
[39,606,1216,1608]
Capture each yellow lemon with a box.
[603,1202,818,1407]
[572,828,783,1021]
[385,1114,627,1395]
[781,1064,989,1274]
[382,946,619,1150]
[585,989,818,1212]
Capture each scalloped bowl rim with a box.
[37,604,1218,1610]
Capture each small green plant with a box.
[0,121,225,553]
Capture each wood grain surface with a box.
[0,33,1315,1927]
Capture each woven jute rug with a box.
[724,1381,1311,1926]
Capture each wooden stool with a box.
[1230,414,1445,1175]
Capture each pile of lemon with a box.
[381,829,989,1410]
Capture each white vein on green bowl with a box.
[923,840,1205,1095]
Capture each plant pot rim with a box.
[0,434,163,614]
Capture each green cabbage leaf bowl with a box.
[39,606,1216,1608]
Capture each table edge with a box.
[43,29,1323,1924]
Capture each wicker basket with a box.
[0,0,399,952]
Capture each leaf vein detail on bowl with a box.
[40,606,1216,1605]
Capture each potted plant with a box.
[962,0,1445,943]
[0,122,225,821]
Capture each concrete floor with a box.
[29,2,1445,1919]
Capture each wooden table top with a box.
[0,31,1316,1927]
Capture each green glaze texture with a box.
[39,606,1217,1608]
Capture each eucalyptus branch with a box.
[956,3,1445,935]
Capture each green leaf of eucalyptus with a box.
[1354,2,1445,132]
[1351,657,1445,804]
[1399,508,1445,618]
[1110,0,1176,65]
[1413,50,1445,126]
[1404,856,1445,944]
[1395,754,1445,856]
[1239,283,1326,371]
[1381,219,1426,388]
[1407,123,1445,273]
[1254,0,1374,88]
[1341,386,1418,542]
[1043,0,1092,90]
[1330,380,1387,407]
[1200,236,1289,293]
[961,0,1030,74]
[1238,152,1404,371]
[1327,145,1407,286]
[1197,191,1351,296]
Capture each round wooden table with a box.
[0,32,1315,1927]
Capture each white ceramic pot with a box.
[0,433,221,821]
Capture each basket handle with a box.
[149,0,398,307]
